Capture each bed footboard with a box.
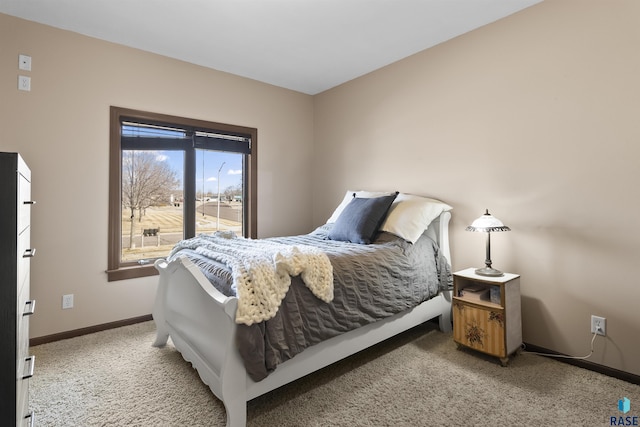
[153,257,248,427]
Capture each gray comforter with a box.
[168,224,451,381]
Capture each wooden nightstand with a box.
[452,268,522,366]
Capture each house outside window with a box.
[107,107,257,281]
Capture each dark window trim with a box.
[107,106,257,281]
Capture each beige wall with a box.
[1,14,315,339]
[314,0,640,376]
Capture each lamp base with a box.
[475,267,504,277]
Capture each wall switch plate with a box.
[62,294,74,309]
[18,75,31,91]
[19,54,32,71]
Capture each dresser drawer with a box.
[16,364,31,424]
[18,170,32,235]
[18,226,32,295]
[17,285,32,360]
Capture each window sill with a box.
[106,264,158,281]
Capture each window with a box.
[108,107,257,281]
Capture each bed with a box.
[152,192,453,427]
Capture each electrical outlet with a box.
[591,315,606,336]
[18,75,31,92]
[62,294,74,309]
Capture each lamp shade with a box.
[465,209,510,233]
[466,209,510,277]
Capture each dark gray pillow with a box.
[328,193,398,244]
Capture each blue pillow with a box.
[328,193,398,244]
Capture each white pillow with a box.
[380,193,452,243]
[327,190,396,223]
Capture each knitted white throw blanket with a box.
[187,233,333,325]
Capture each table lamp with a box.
[465,209,510,277]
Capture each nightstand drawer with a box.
[453,300,506,357]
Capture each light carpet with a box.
[30,321,640,426]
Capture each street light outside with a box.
[216,161,225,230]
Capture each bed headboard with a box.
[424,211,451,266]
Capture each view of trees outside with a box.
[120,149,244,262]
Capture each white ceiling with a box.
[1,0,542,94]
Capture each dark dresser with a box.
[0,153,36,426]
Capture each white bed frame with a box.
[152,211,452,427]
